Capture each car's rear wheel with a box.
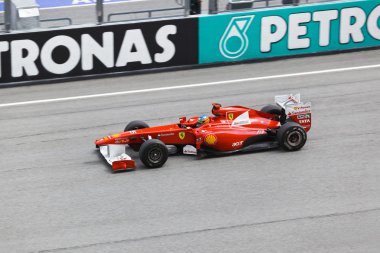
[139,139,168,168]
[261,104,286,123]
[124,120,149,151]
[261,104,282,115]
[277,122,307,151]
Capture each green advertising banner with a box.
[199,0,380,64]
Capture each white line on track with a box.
[1,63,380,108]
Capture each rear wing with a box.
[275,94,312,132]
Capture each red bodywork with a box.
[95,103,311,171]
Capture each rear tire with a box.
[139,139,169,168]
[261,104,286,123]
[124,120,149,151]
[261,104,282,115]
[277,122,307,151]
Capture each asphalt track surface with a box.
[1,49,380,252]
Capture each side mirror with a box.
[212,103,221,110]
[179,116,187,123]
[212,103,222,116]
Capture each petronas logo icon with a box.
[219,15,255,59]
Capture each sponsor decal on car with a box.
[183,145,197,155]
[204,134,217,145]
[160,133,175,137]
[115,138,128,144]
[227,113,234,120]
[299,119,311,124]
[232,119,250,126]
[256,130,266,135]
[297,114,311,119]
[232,141,244,147]
[288,105,311,115]
[231,111,251,126]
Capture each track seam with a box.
[35,207,380,253]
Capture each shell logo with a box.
[204,134,217,145]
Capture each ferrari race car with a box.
[95,94,311,171]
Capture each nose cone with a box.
[95,133,123,146]
[95,135,114,146]
[95,138,106,146]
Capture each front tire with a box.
[139,139,169,168]
[124,120,149,151]
[277,122,307,151]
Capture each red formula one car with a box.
[95,94,311,171]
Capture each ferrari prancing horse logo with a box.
[228,113,234,120]
[179,132,186,140]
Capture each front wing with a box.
[99,145,136,171]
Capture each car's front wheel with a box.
[139,139,169,168]
[277,122,307,151]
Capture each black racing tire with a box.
[124,120,149,151]
[124,120,149,132]
[261,104,286,124]
[139,139,169,168]
[276,122,307,151]
[261,104,282,115]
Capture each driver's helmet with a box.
[197,115,210,125]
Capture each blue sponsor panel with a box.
[0,0,131,11]
[199,0,380,64]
